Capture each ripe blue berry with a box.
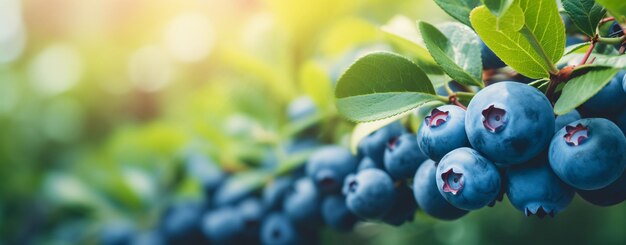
[343,169,395,220]
[549,118,626,190]
[417,105,470,161]
[359,121,405,165]
[554,109,581,132]
[357,157,380,172]
[160,202,205,245]
[481,40,506,69]
[202,207,244,244]
[283,178,321,225]
[238,198,265,241]
[261,213,306,245]
[413,159,468,220]
[578,171,626,206]
[581,70,626,116]
[100,221,135,245]
[436,147,501,210]
[506,155,574,218]
[382,183,418,226]
[384,133,427,180]
[263,176,293,211]
[186,154,226,200]
[306,146,358,193]
[466,82,555,165]
[213,175,256,207]
[608,21,625,38]
[321,195,358,232]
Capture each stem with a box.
[579,38,596,66]
[545,74,560,104]
[599,17,615,25]
[597,36,626,45]
[448,95,467,110]
[519,25,559,75]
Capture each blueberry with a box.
[212,175,257,207]
[263,176,293,211]
[357,157,380,172]
[481,40,506,69]
[287,96,317,122]
[321,195,358,232]
[343,168,395,220]
[359,121,405,165]
[436,147,501,210]
[100,221,135,245]
[384,133,427,180]
[566,36,585,46]
[582,70,626,116]
[186,153,226,199]
[160,202,205,245]
[130,231,165,245]
[608,21,624,38]
[578,171,626,206]
[261,213,309,245]
[238,197,265,242]
[549,118,626,190]
[413,160,468,220]
[283,178,321,225]
[465,82,555,165]
[283,138,321,155]
[306,146,359,193]
[382,183,418,226]
[554,109,581,132]
[506,154,574,218]
[202,207,244,244]
[417,105,470,161]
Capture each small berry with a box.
[384,133,428,180]
[343,169,395,220]
[321,195,358,232]
[306,146,358,193]
[413,159,468,220]
[417,105,470,161]
[283,178,322,225]
[359,121,405,165]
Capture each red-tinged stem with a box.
[449,95,467,110]
[579,36,598,66]
[600,17,615,25]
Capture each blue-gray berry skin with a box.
[283,178,321,225]
[582,70,626,116]
[357,157,380,172]
[481,40,506,69]
[100,221,135,245]
[343,168,395,220]
[384,133,427,180]
[555,109,581,132]
[260,213,302,245]
[238,197,265,241]
[306,146,358,193]
[417,105,470,161]
[321,195,358,232]
[506,155,574,218]
[359,121,406,165]
[436,148,501,211]
[212,175,256,207]
[382,183,418,226]
[202,207,244,245]
[550,118,626,190]
[160,202,206,245]
[130,231,165,245]
[578,171,626,206]
[413,160,468,220]
[186,153,226,200]
[263,176,293,211]
[466,82,555,166]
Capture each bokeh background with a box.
[0,0,624,244]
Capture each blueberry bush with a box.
[4,0,626,245]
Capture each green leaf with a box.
[554,67,619,115]
[482,0,514,17]
[471,0,565,79]
[563,53,626,69]
[562,0,606,37]
[596,0,626,22]
[434,0,482,27]
[419,21,484,87]
[335,52,440,122]
[381,17,443,75]
[564,42,591,55]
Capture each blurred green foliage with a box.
[0,0,624,244]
